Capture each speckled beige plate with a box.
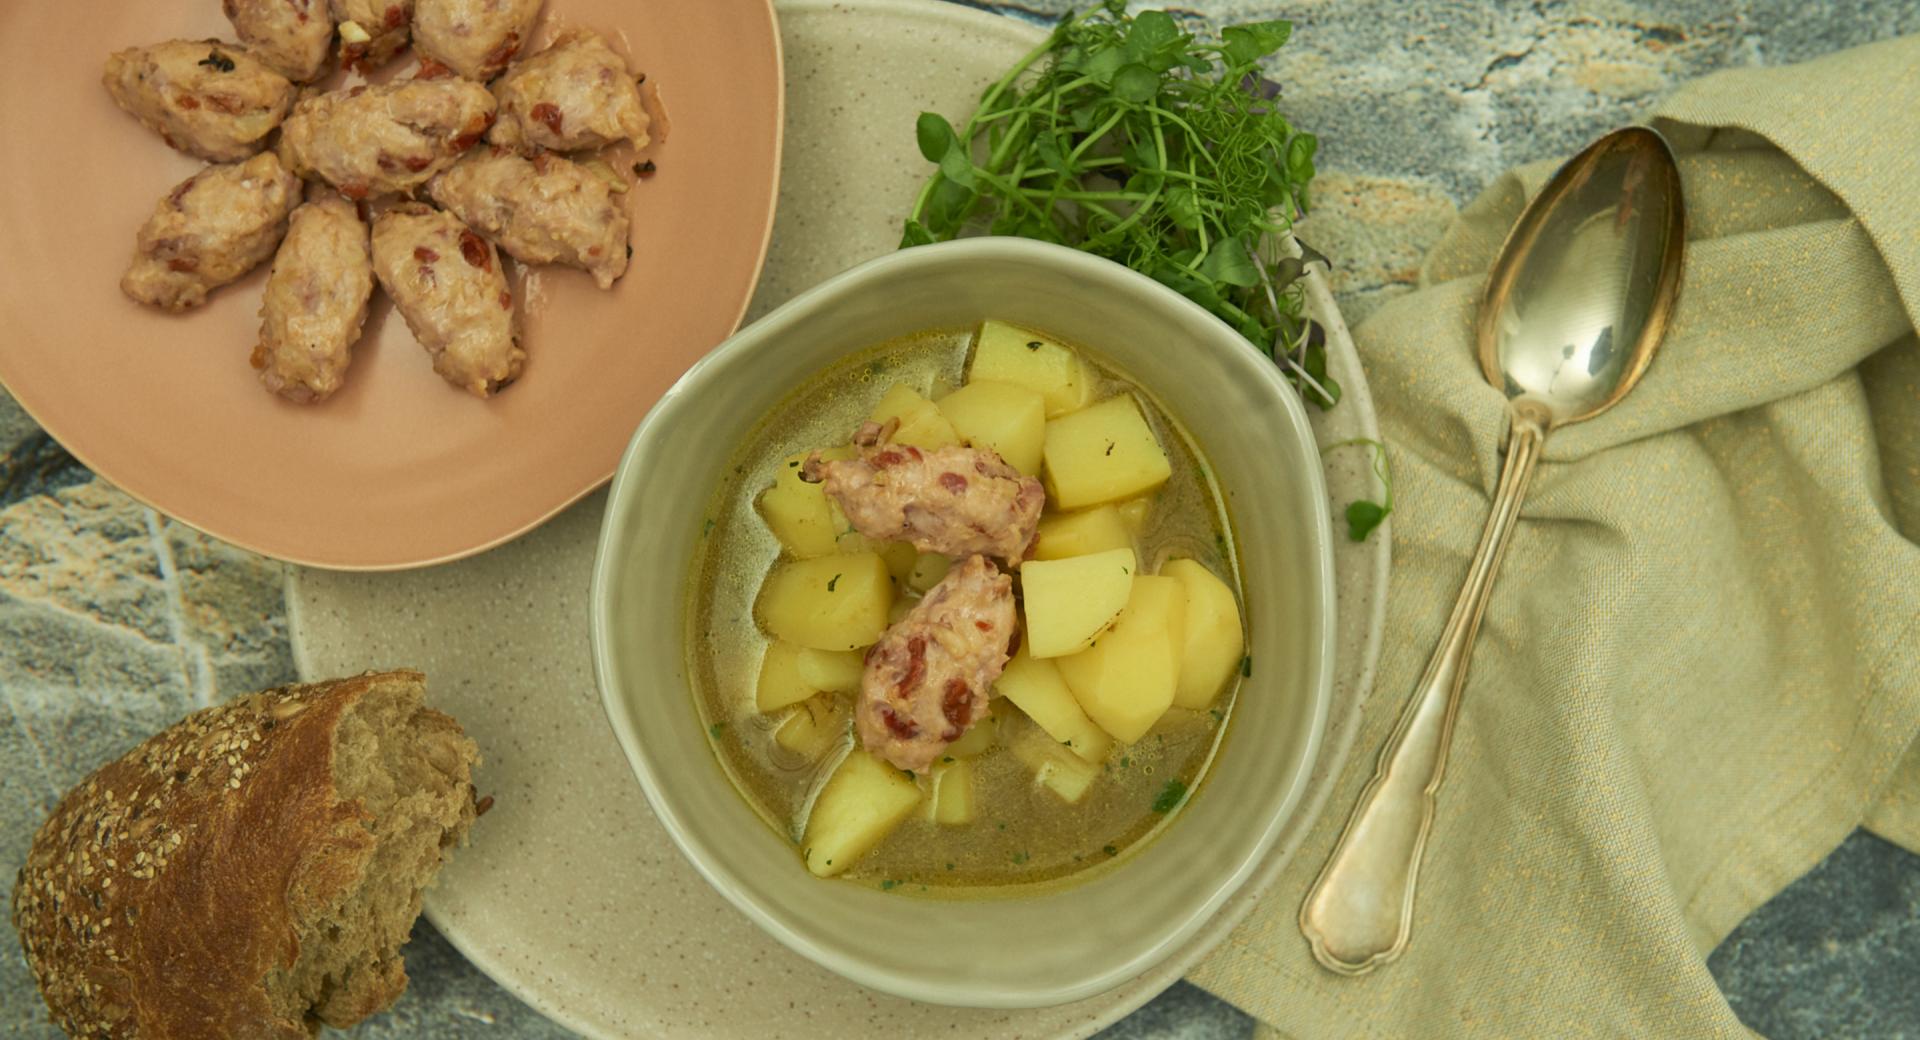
[0,0,779,570]
[290,2,1389,1036]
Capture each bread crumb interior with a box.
[267,681,476,1031]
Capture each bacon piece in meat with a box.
[857,555,1015,771]
[802,421,1044,564]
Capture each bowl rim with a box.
[589,236,1336,1007]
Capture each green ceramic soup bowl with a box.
[590,237,1335,1008]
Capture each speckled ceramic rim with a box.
[589,237,1336,1008]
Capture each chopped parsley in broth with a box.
[685,322,1246,894]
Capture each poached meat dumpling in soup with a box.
[857,555,1014,772]
[690,322,1249,888]
[803,420,1044,565]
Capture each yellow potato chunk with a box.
[1020,548,1135,658]
[1031,505,1132,561]
[1116,497,1152,536]
[970,320,1094,418]
[927,758,976,825]
[869,384,960,450]
[835,528,918,585]
[835,529,870,554]
[993,648,1112,763]
[796,648,865,693]
[1042,395,1174,510]
[802,749,923,878]
[1010,726,1101,804]
[1056,575,1186,743]
[775,695,849,762]
[1033,752,1099,803]
[758,453,837,558]
[936,379,1046,475]
[1162,559,1247,710]
[755,640,818,713]
[756,553,892,651]
[907,551,951,593]
[943,716,995,758]
[878,540,918,583]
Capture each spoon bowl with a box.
[1481,126,1688,425]
[1301,126,1687,975]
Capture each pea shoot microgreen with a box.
[1323,437,1396,542]
[901,2,1335,405]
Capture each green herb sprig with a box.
[1324,437,1395,541]
[1151,778,1189,813]
[902,1,1337,406]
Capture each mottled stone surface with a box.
[4,2,1918,1038]
[1710,832,1920,1040]
[1293,171,1458,324]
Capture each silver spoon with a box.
[1299,126,1688,975]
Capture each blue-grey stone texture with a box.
[5,1,1918,1038]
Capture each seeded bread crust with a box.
[9,670,474,1039]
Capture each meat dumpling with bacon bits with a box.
[121,152,301,312]
[802,421,1045,565]
[487,28,651,155]
[102,40,295,162]
[411,0,543,81]
[856,554,1015,772]
[371,204,522,398]
[429,149,630,289]
[254,196,375,403]
[331,0,414,71]
[224,0,335,82]
[278,77,496,200]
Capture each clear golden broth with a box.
[685,326,1244,894]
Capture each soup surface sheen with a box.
[687,326,1245,894]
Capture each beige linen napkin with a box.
[1188,35,1920,1038]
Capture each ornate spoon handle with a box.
[1300,401,1548,975]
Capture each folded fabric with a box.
[1188,34,1920,1038]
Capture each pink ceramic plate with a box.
[0,0,781,569]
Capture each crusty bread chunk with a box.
[10,670,480,1039]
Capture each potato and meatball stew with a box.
[691,322,1249,890]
